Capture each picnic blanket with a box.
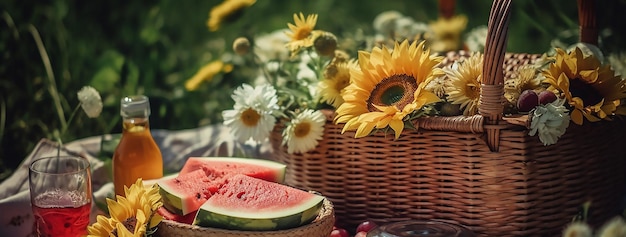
[0,125,270,236]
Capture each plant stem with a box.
[61,104,82,140]
[29,25,67,130]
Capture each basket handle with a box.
[578,0,598,45]
[478,0,598,151]
[479,0,512,151]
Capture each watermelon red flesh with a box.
[179,157,286,183]
[193,174,324,231]
[159,157,287,217]
[157,207,197,225]
[158,168,226,215]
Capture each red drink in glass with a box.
[31,190,90,237]
[29,157,92,237]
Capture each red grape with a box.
[538,90,557,105]
[329,228,350,237]
[517,89,539,112]
[356,221,378,233]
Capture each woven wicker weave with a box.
[269,0,626,236]
[154,198,335,237]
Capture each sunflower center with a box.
[241,108,261,127]
[111,217,138,237]
[569,78,603,107]
[367,74,417,111]
[294,122,311,138]
[468,83,481,99]
[295,28,312,40]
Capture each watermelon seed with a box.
[196,193,201,200]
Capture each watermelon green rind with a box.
[192,174,325,231]
[193,195,324,231]
[158,180,186,215]
[157,169,220,216]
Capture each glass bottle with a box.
[112,95,163,197]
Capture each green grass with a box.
[1,0,624,182]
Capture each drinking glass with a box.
[29,156,92,237]
[367,220,475,237]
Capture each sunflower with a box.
[87,216,116,237]
[285,13,318,55]
[88,179,162,237]
[444,52,483,115]
[207,0,256,32]
[504,65,542,106]
[334,40,443,139]
[429,15,468,52]
[282,109,326,154]
[543,47,626,125]
[318,60,355,108]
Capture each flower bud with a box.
[233,37,251,56]
[313,31,337,57]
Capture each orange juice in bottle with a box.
[112,95,163,197]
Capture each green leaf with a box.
[91,67,120,92]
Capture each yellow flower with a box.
[108,197,149,236]
[318,60,355,108]
[444,52,483,116]
[543,47,626,125]
[185,61,234,91]
[504,65,542,106]
[123,179,163,229]
[429,15,468,52]
[334,40,443,139]
[87,179,162,237]
[207,0,256,32]
[285,13,318,55]
[87,215,116,237]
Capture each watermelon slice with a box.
[159,167,226,215]
[158,157,287,216]
[193,174,325,231]
[179,157,286,182]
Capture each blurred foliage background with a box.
[1,0,625,181]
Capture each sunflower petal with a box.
[388,119,405,140]
[355,120,377,138]
[571,109,583,125]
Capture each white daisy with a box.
[528,99,570,146]
[77,86,103,118]
[254,28,290,62]
[223,84,280,142]
[282,109,325,154]
[465,25,488,52]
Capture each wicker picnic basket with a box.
[269,0,626,236]
[154,198,335,237]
